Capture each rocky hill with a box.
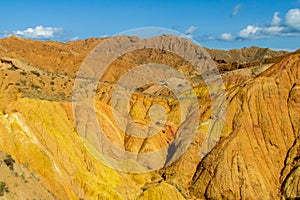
[0,35,299,199]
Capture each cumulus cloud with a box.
[271,12,282,26]
[238,25,262,39]
[220,33,234,41]
[262,26,285,35]
[185,26,198,38]
[285,8,300,30]
[234,24,290,40]
[232,4,242,16]
[8,26,62,39]
[216,8,300,41]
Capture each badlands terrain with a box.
[0,35,299,199]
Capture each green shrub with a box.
[7,66,16,71]
[31,84,40,89]
[0,181,6,196]
[20,71,27,75]
[30,71,40,77]
[20,80,27,85]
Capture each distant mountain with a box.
[206,46,288,71]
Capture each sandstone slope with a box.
[0,35,298,199]
[190,52,300,199]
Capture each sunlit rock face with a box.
[0,36,299,199]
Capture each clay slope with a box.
[0,151,57,199]
[190,52,300,199]
[0,35,298,199]
[0,36,288,75]
[0,36,104,76]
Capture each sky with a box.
[1,0,300,50]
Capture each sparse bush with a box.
[0,181,6,196]
[30,70,40,77]
[50,81,55,85]
[31,84,40,90]
[20,71,27,75]
[7,66,16,71]
[3,155,14,170]
[20,80,27,85]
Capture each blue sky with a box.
[1,0,300,50]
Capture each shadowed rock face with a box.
[281,137,300,199]
[0,35,299,199]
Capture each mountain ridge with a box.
[0,35,299,199]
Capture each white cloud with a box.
[69,36,80,41]
[232,4,242,16]
[214,8,300,41]
[220,33,234,41]
[11,26,62,39]
[270,47,296,52]
[271,12,282,26]
[100,34,110,38]
[185,26,198,38]
[207,36,216,40]
[285,8,300,30]
[236,25,291,40]
[238,25,262,39]
[262,26,285,35]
